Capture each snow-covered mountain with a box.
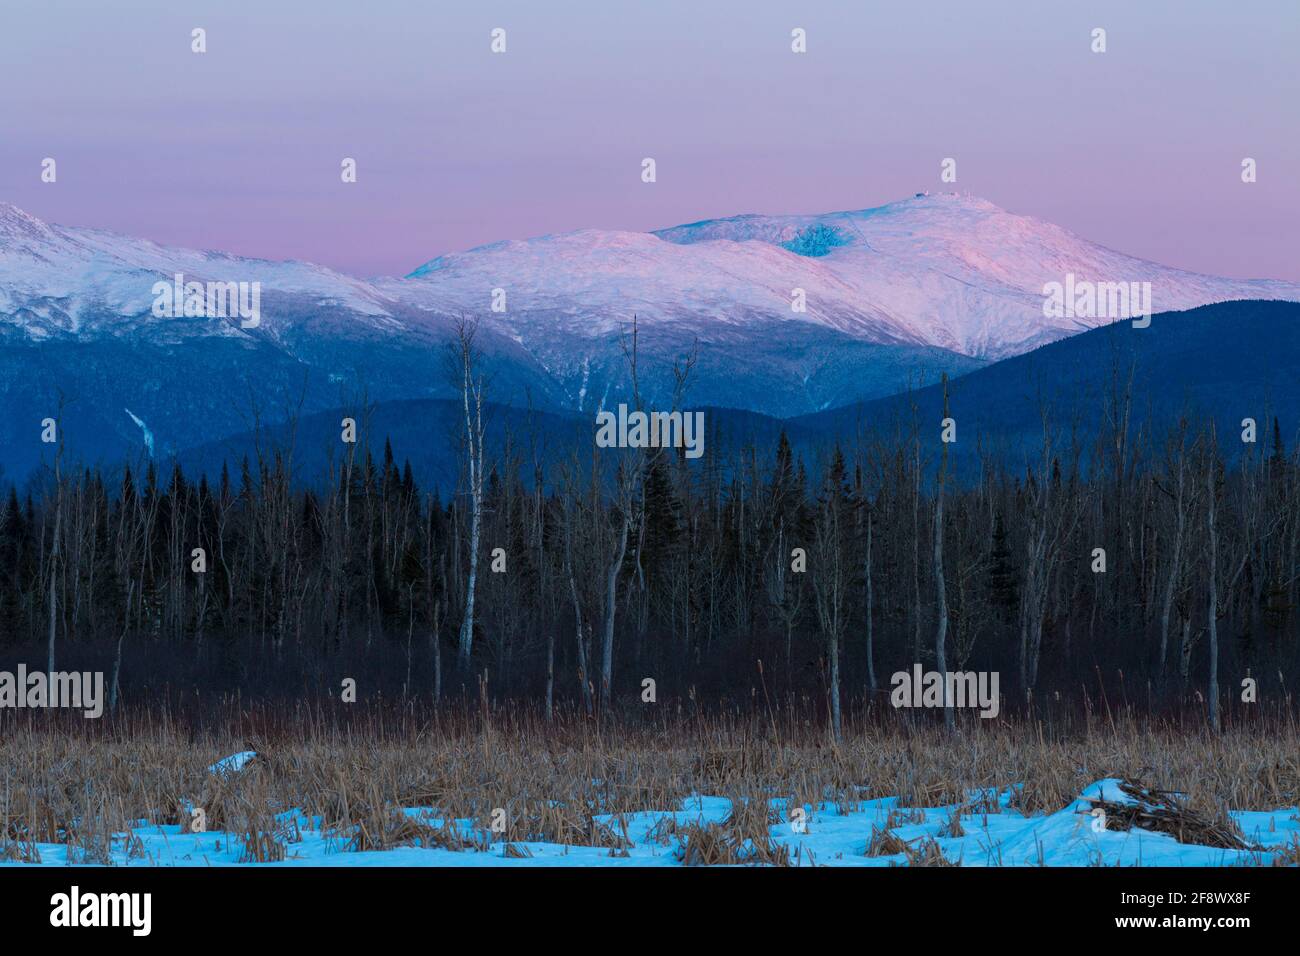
[396,191,1300,361]
[0,201,398,339]
[1,193,1297,482]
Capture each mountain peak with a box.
[649,192,1014,251]
[0,201,59,243]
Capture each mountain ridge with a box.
[3,196,1298,485]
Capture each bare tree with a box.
[46,394,68,673]
[863,499,877,694]
[764,518,803,678]
[560,458,594,716]
[934,375,953,730]
[595,317,695,711]
[1205,425,1221,733]
[1018,397,1080,693]
[450,317,488,674]
[811,448,850,742]
[1156,416,1192,678]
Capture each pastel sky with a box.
[1,0,1296,279]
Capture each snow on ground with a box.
[5,779,1297,868]
[207,750,258,777]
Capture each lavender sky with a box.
[1,0,1296,279]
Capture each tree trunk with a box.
[1158,444,1186,678]
[47,503,61,674]
[545,631,554,722]
[457,492,481,671]
[935,376,953,730]
[600,515,629,712]
[829,633,842,741]
[1206,450,1220,733]
[864,507,876,694]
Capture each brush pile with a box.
[1081,778,1260,850]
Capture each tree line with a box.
[1,325,1297,735]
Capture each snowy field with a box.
[6,769,1297,868]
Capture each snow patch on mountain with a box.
[124,408,154,456]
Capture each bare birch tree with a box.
[450,318,487,675]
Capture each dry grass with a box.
[1270,836,1300,866]
[1,703,1298,865]
[904,836,957,866]
[938,808,965,838]
[673,817,789,866]
[865,825,911,857]
[884,806,926,828]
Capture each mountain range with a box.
[1,194,1297,485]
